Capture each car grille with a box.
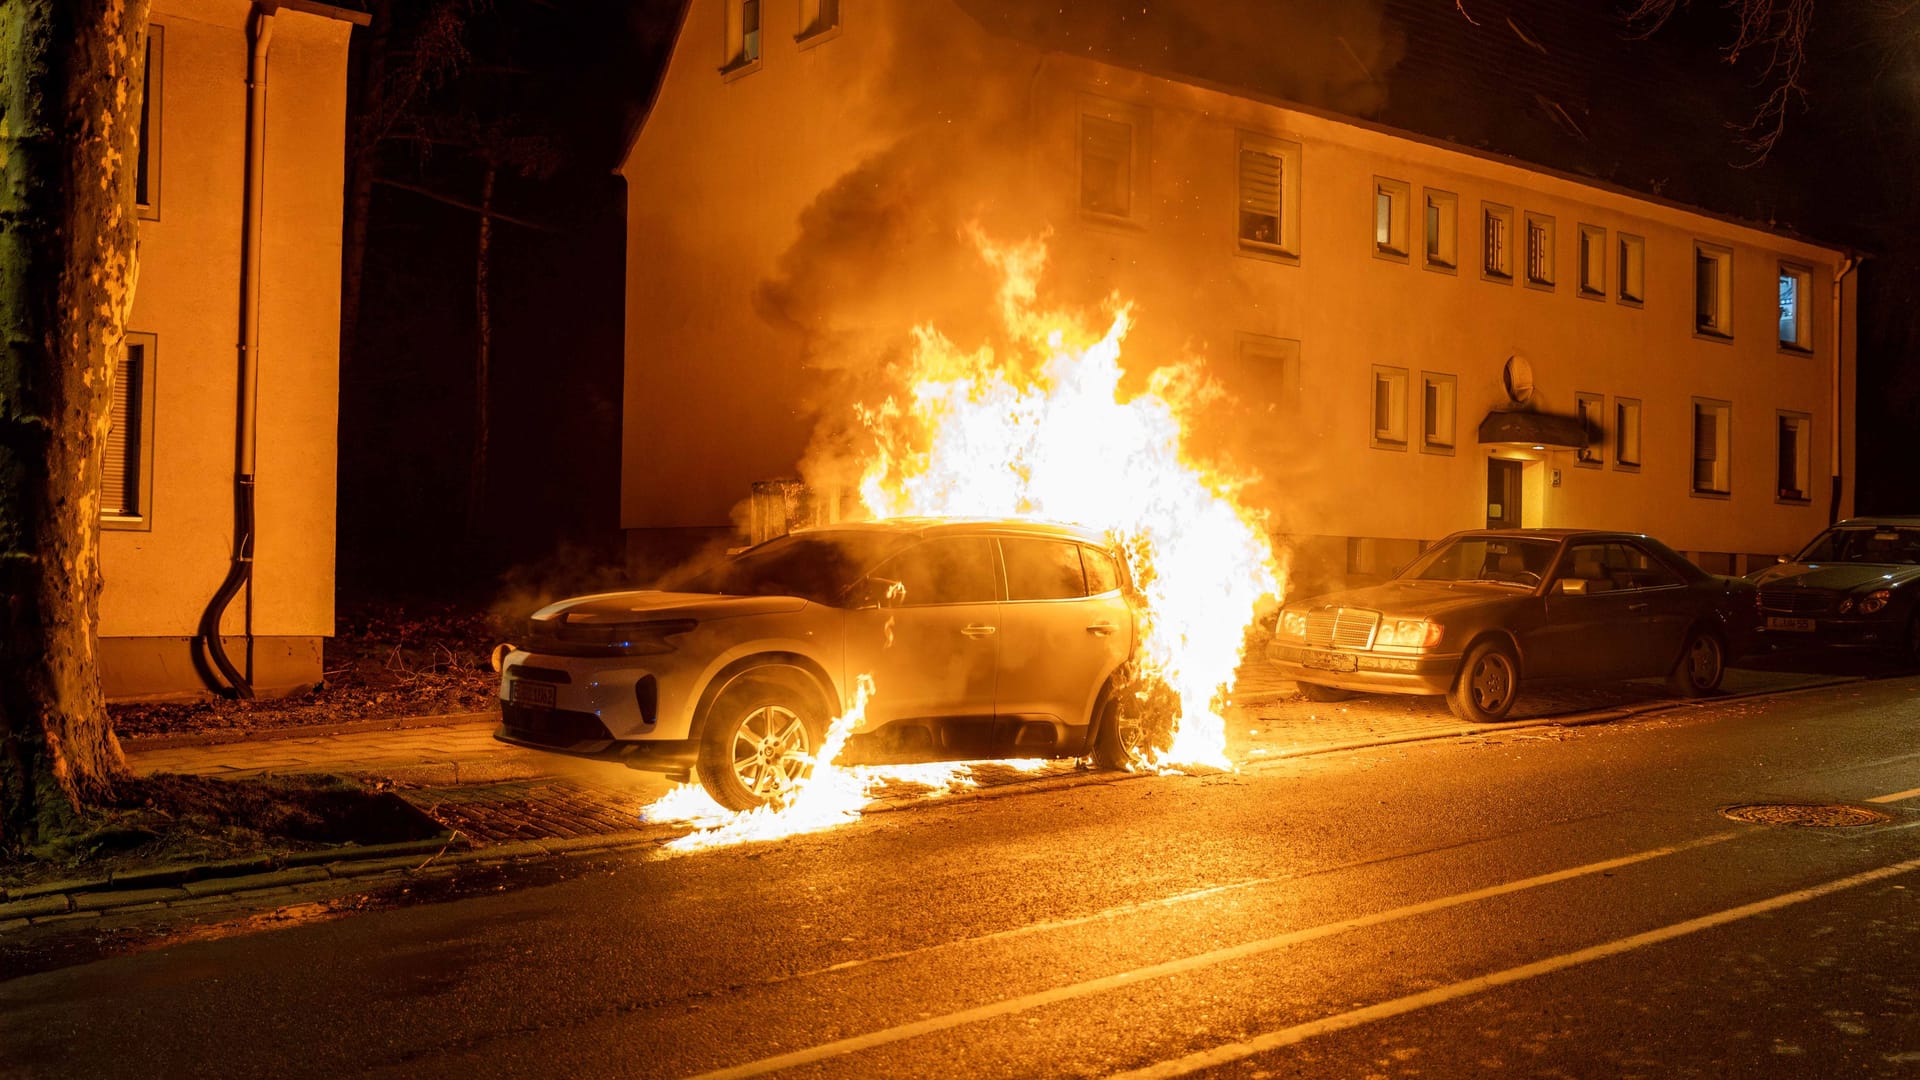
[1303,607,1380,650]
[1758,587,1837,615]
[500,702,613,747]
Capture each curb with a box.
[120,711,496,753]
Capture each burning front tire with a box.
[696,680,826,812]
[1092,679,1176,769]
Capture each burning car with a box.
[1266,529,1758,722]
[494,519,1157,809]
[1748,516,1920,661]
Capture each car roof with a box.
[788,517,1110,545]
[1445,528,1659,543]
[1830,516,1920,528]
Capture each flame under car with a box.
[494,519,1156,810]
[1267,529,1759,722]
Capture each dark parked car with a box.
[1748,516,1920,663]
[1267,529,1758,722]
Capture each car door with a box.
[841,536,1001,751]
[1607,541,1691,675]
[993,537,1128,755]
[1533,541,1661,679]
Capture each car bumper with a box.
[1754,615,1903,649]
[494,704,700,774]
[497,649,700,741]
[1265,643,1461,696]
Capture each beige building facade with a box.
[620,1,1855,591]
[104,0,365,699]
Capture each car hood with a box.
[534,590,813,623]
[1747,563,1920,593]
[1290,579,1527,618]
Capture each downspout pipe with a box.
[1828,253,1861,525]
[195,5,272,697]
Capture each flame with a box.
[856,231,1282,769]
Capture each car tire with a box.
[1295,681,1355,703]
[1447,640,1519,723]
[1090,696,1133,770]
[695,678,827,812]
[1666,625,1726,697]
[1092,679,1176,769]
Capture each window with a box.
[872,538,998,606]
[1776,411,1812,503]
[103,333,157,527]
[1779,263,1812,351]
[722,0,761,73]
[1577,224,1605,297]
[1079,98,1147,221]
[1001,538,1088,601]
[1482,202,1514,281]
[1371,365,1409,450]
[136,24,162,220]
[1695,241,1734,338]
[797,0,839,42]
[1237,333,1301,412]
[1614,397,1642,471]
[1524,212,1555,289]
[1081,546,1120,594]
[1236,133,1301,259]
[1423,188,1457,271]
[1617,233,1645,305]
[1373,177,1411,261]
[1574,391,1604,467]
[1421,371,1456,454]
[1559,542,1681,594]
[1692,397,1732,496]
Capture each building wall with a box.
[620,0,1854,589]
[103,0,352,698]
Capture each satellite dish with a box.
[1503,355,1534,405]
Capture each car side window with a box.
[1001,538,1088,601]
[870,538,998,606]
[1606,543,1682,591]
[1081,545,1120,594]
[1559,544,1615,593]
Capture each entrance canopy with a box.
[1477,409,1588,451]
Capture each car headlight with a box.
[1856,589,1893,615]
[1374,618,1443,649]
[1278,610,1308,637]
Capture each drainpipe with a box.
[1828,254,1860,525]
[195,5,272,697]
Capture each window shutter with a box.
[103,346,141,516]
[1239,148,1280,220]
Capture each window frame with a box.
[1078,95,1150,227]
[1372,176,1411,263]
[1236,332,1302,415]
[1690,396,1733,499]
[1694,240,1735,341]
[1775,409,1814,505]
[795,0,841,47]
[136,23,163,221]
[1420,370,1457,456]
[1524,211,1556,291]
[1422,187,1458,274]
[1612,396,1642,473]
[1617,232,1645,306]
[1234,131,1301,263]
[1371,364,1410,451]
[720,0,763,78]
[1576,223,1606,299]
[1481,202,1514,284]
[1574,390,1605,468]
[1778,261,1814,353]
[102,331,158,531]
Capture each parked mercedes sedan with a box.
[1748,516,1920,662]
[1266,529,1758,722]
[494,519,1154,810]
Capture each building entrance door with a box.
[1486,458,1523,528]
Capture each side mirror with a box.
[852,576,905,610]
[1776,554,1790,564]
[1553,578,1588,596]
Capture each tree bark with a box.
[0,0,146,846]
[466,161,495,537]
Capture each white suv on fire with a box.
[494,519,1150,809]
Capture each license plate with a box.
[510,679,556,708]
[1765,616,1815,632]
[1302,651,1359,674]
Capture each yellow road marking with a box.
[1868,787,1920,804]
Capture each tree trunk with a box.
[466,162,495,537]
[0,0,147,846]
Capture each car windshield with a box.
[1399,536,1559,586]
[675,532,907,604]
[1793,526,1920,566]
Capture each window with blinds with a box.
[1482,203,1513,281]
[1235,132,1300,258]
[103,336,154,524]
[1524,212,1555,288]
[1692,398,1732,496]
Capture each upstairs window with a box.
[1424,188,1458,271]
[1577,224,1606,297]
[1482,203,1514,282]
[1617,233,1645,305]
[103,333,157,528]
[1614,397,1642,471]
[1575,391,1604,467]
[1374,177,1411,261]
[1695,242,1734,338]
[1524,212,1555,289]
[1372,365,1409,450]
[1692,397,1732,496]
[1079,99,1147,222]
[797,0,839,42]
[1236,133,1301,259]
[136,24,162,220]
[1421,371,1457,454]
[1776,411,1812,503]
[722,0,762,73]
[1237,334,1301,413]
[1779,263,1812,351]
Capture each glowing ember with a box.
[855,231,1283,769]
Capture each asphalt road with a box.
[5,677,1919,1079]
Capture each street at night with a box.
[6,676,1919,1078]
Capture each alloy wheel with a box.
[1469,652,1515,712]
[729,704,814,800]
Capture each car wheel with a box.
[1092,679,1176,769]
[1296,681,1355,703]
[1447,640,1519,723]
[1666,626,1725,697]
[695,679,827,812]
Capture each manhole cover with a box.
[1721,803,1891,828]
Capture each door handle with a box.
[961,624,998,638]
[1627,602,1649,613]
[1085,623,1117,636]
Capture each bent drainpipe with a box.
[1828,253,1860,525]
[195,5,273,697]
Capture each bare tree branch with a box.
[373,177,555,231]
